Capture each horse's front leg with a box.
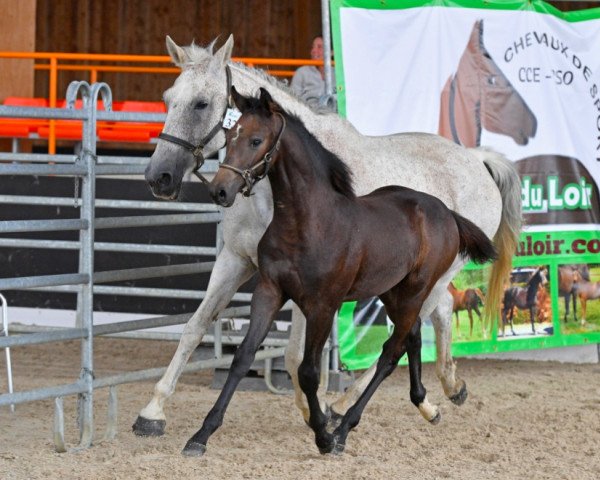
[182,279,285,457]
[572,292,578,322]
[530,306,537,334]
[133,246,255,437]
[297,305,337,454]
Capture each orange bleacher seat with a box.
[0,97,49,138]
[98,100,165,142]
[38,99,110,140]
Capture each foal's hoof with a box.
[182,440,207,457]
[331,435,346,455]
[429,411,442,425]
[132,416,166,437]
[305,405,332,428]
[450,383,468,406]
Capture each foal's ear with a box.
[258,88,275,113]
[166,36,189,66]
[231,86,250,112]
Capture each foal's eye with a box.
[251,138,262,147]
[194,101,208,110]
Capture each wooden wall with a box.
[0,0,36,101]
[34,0,322,101]
[30,1,600,102]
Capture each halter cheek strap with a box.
[218,113,286,197]
[157,65,234,185]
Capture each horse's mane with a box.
[180,40,334,116]
[243,96,355,198]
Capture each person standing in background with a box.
[291,35,335,109]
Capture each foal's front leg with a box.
[297,305,338,454]
[133,246,255,437]
[182,279,285,457]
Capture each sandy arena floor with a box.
[1,337,599,480]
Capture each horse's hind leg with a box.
[406,318,440,424]
[133,246,255,437]
[430,289,467,405]
[572,292,578,322]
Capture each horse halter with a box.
[218,113,286,197]
[157,65,233,185]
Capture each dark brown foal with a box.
[184,87,496,457]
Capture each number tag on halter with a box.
[222,108,242,129]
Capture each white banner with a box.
[337,5,600,226]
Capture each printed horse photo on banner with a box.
[446,265,491,341]
[499,265,552,338]
[438,19,537,148]
[559,263,600,335]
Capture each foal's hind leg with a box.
[331,292,423,454]
[133,247,255,437]
[406,318,440,424]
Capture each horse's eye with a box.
[487,75,497,86]
[194,101,208,110]
[251,138,262,147]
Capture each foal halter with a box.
[157,66,233,185]
[218,113,286,197]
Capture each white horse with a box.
[135,35,521,437]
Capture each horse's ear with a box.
[214,34,234,67]
[231,86,250,113]
[166,35,188,66]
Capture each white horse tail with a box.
[470,147,522,334]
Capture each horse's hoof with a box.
[327,408,344,430]
[429,411,442,425]
[132,416,166,437]
[450,383,468,406]
[182,440,207,457]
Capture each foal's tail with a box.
[451,211,498,265]
[470,147,522,334]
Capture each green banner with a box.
[331,0,600,369]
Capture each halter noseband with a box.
[157,65,233,185]
[218,112,286,197]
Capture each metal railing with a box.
[0,50,328,153]
[0,80,291,451]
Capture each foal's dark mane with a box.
[246,97,355,198]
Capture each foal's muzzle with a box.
[208,181,236,208]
